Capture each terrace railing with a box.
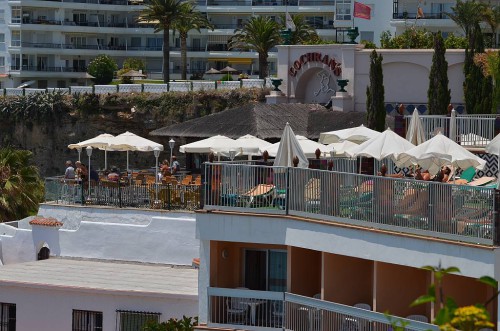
[404,114,497,147]
[44,177,201,211]
[204,163,497,245]
[1,79,269,96]
[207,287,439,331]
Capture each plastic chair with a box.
[272,301,284,327]
[226,297,248,325]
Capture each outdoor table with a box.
[239,299,265,325]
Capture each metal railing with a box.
[204,163,497,245]
[207,287,439,331]
[404,114,497,147]
[44,177,201,211]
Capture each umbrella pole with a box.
[105,148,107,170]
[127,151,129,172]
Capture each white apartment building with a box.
[0,0,395,88]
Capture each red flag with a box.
[354,2,371,20]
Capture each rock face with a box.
[0,111,181,177]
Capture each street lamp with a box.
[229,149,237,161]
[169,139,175,165]
[153,147,161,208]
[76,147,82,162]
[86,146,92,203]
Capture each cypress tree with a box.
[366,50,385,131]
[428,33,451,115]
[464,24,493,113]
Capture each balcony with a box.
[20,42,164,51]
[206,288,438,331]
[12,65,87,72]
[205,0,331,5]
[392,12,450,20]
[21,19,152,29]
[204,163,497,246]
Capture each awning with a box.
[207,35,230,43]
[210,58,253,65]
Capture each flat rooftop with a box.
[0,259,198,298]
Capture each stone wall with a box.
[0,111,189,177]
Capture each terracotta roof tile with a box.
[29,217,63,227]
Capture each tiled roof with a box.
[29,217,63,227]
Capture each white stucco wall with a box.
[0,205,199,265]
[0,285,197,331]
[277,45,466,112]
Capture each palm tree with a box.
[278,14,319,45]
[483,5,500,47]
[0,148,44,222]
[172,3,213,80]
[447,0,486,39]
[139,0,193,83]
[229,16,281,79]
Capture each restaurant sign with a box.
[289,52,342,77]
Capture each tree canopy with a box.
[88,55,118,85]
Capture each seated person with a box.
[433,166,451,183]
[160,160,171,178]
[377,164,404,178]
[89,166,99,182]
[107,167,120,182]
[75,161,88,181]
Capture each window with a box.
[11,7,20,24]
[0,303,16,331]
[11,31,20,47]
[0,34,5,43]
[11,54,20,70]
[244,249,287,292]
[72,310,103,331]
[336,0,351,21]
[360,31,374,42]
[116,310,161,331]
[0,10,5,24]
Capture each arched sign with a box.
[289,52,342,77]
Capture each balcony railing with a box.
[14,65,87,72]
[404,114,497,147]
[207,287,439,331]
[44,177,201,211]
[392,12,450,19]
[205,0,331,5]
[204,163,497,245]
[20,42,163,51]
[21,19,154,28]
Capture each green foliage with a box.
[0,91,71,124]
[0,148,44,222]
[411,263,461,326]
[142,316,198,331]
[428,33,451,115]
[380,30,392,49]
[123,58,147,72]
[171,2,213,80]
[444,33,468,49]
[464,25,493,114]
[277,14,319,45]
[140,0,193,83]
[384,313,410,331]
[220,73,234,81]
[229,16,281,78]
[366,50,385,131]
[361,40,377,49]
[302,38,338,45]
[88,54,118,85]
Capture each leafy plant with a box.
[366,50,385,131]
[88,54,118,85]
[385,313,410,331]
[427,32,451,115]
[141,316,198,331]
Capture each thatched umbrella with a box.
[220,66,238,73]
[120,70,147,78]
[205,68,221,74]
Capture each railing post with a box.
[494,189,500,245]
[81,182,85,206]
[285,167,290,215]
[92,85,95,94]
[118,182,122,208]
[200,163,206,209]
